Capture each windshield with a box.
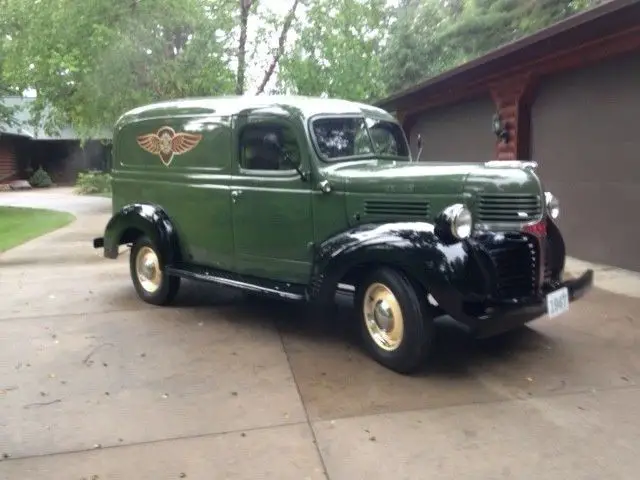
[310,116,410,162]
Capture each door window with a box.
[238,123,301,171]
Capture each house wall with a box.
[531,51,640,271]
[391,46,640,271]
[0,135,17,182]
[27,140,110,184]
[407,95,497,162]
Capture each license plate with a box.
[546,287,570,318]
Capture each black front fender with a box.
[97,203,181,264]
[309,222,485,309]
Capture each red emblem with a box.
[136,126,202,166]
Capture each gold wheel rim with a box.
[135,246,162,294]
[363,282,404,352]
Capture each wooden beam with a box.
[489,74,539,160]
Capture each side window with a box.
[365,118,408,157]
[238,122,300,171]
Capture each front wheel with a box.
[355,267,434,374]
[130,236,181,306]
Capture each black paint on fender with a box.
[98,203,182,265]
[308,221,488,312]
[545,217,566,281]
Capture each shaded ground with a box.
[0,189,639,479]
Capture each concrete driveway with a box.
[1,188,639,479]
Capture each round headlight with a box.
[449,204,473,239]
[545,191,560,219]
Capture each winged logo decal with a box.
[136,126,202,166]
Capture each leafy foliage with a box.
[2,0,238,138]
[0,0,608,135]
[0,0,18,128]
[277,0,392,102]
[28,167,53,188]
[380,0,607,94]
[74,171,113,195]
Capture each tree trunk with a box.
[255,0,301,95]
[236,0,253,95]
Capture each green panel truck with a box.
[93,95,593,374]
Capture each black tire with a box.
[355,267,434,374]
[129,235,180,306]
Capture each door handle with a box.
[231,189,242,203]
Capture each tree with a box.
[380,0,465,94]
[2,0,304,137]
[235,0,303,95]
[236,0,254,94]
[0,0,18,128]
[254,0,301,95]
[2,0,238,137]
[380,0,609,96]
[277,0,392,102]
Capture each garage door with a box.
[408,95,497,162]
[531,51,640,271]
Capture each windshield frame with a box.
[307,113,412,164]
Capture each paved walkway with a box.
[0,187,109,215]
[1,188,639,479]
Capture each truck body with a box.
[94,95,593,373]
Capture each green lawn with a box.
[0,206,76,253]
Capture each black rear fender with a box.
[101,203,181,264]
[309,222,479,309]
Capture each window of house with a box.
[238,123,301,171]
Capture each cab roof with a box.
[116,95,395,127]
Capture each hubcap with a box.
[135,246,162,293]
[363,282,404,351]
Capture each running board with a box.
[165,264,307,302]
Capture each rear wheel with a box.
[355,267,434,374]
[130,236,180,305]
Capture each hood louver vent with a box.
[477,194,542,223]
[364,199,430,219]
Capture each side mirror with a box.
[414,133,423,162]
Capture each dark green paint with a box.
[109,95,547,284]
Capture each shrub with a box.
[74,170,112,195]
[28,167,53,188]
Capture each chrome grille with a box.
[477,193,542,223]
[363,200,429,218]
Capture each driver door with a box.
[230,112,314,284]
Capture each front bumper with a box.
[452,269,594,338]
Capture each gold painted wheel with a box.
[135,246,162,294]
[362,282,404,352]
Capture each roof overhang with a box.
[376,0,640,113]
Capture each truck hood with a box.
[321,159,543,196]
[320,159,544,225]
[463,161,543,196]
[321,160,471,195]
